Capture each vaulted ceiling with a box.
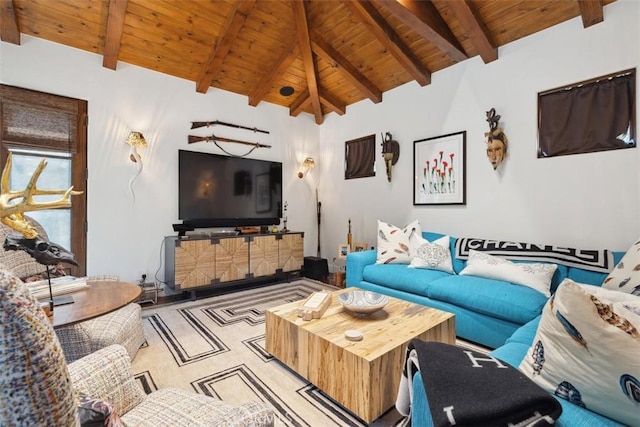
[1,0,613,124]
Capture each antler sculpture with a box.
[0,153,82,239]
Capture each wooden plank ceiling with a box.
[2,0,612,125]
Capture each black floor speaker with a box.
[304,256,329,280]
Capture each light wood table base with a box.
[265,287,455,423]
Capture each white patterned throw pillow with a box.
[603,238,640,296]
[376,219,422,264]
[459,250,557,297]
[519,279,640,426]
[408,235,454,273]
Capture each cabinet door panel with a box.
[251,235,279,277]
[174,240,216,289]
[279,234,304,272]
[216,237,249,282]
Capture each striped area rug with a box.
[131,280,404,426]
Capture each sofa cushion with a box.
[362,263,450,296]
[121,388,274,427]
[519,279,640,426]
[505,316,541,345]
[460,250,557,297]
[376,219,422,264]
[603,238,640,296]
[409,235,454,273]
[427,275,548,325]
[0,268,80,426]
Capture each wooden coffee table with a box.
[265,287,455,423]
[50,280,141,328]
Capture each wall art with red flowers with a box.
[413,130,466,205]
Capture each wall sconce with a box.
[125,131,147,201]
[297,157,315,178]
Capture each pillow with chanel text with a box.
[408,235,454,274]
[376,219,422,264]
[519,279,640,426]
[603,238,640,296]
[459,250,557,297]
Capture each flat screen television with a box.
[178,150,282,228]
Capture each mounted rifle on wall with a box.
[191,121,270,134]
[188,120,271,156]
[188,134,271,148]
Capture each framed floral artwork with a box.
[414,131,466,205]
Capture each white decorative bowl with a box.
[338,291,389,315]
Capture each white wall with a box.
[318,0,640,263]
[1,0,638,284]
[0,36,320,282]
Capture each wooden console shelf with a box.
[164,232,304,290]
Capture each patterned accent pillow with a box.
[408,235,454,273]
[375,219,422,264]
[459,250,557,297]
[603,238,640,296]
[78,393,123,427]
[519,279,640,426]
[0,268,79,426]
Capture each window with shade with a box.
[538,69,636,158]
[0,84,87,276]
[345,134,376,179]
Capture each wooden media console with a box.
[164,232,303,293]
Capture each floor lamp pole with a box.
[316,188,321,258]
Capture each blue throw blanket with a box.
[396,340,562,426]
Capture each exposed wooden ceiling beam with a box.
[310,30,382,104]
[446,0,497,64]
[102,0,128,70]
[319,89,346,116]
[373,0,467,63]
[196,0,255,94]
[289,89,312,117]
[1,0,21,45]
[248,38,298,107]
[345,0,431,86]
[292,0,323,125]
[577,0,604,28]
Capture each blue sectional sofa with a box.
[346,231,623,349]
[346,231,626,426]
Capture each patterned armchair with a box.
[0,268,275,426]
[0,216,145,362]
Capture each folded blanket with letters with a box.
[396,340,562,427]
[455,237,613,272]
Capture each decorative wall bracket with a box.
[381,132,400,182]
